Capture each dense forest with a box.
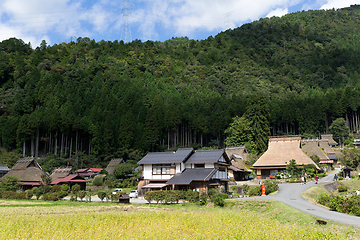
[1,5,360,168]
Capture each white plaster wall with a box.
[205,163,214,168]
[143,165,153,179]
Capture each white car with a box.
[129,190,138,198]
[112,188,123,195]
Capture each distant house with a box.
[225,146,252,181]
[321,134,338,148]
[0,165,11,178]
[2,158,46,190]
[50,167,73,180]
[252,136,320,179]
[319,140,336,160]
[137,148,230,196]
[302,139,332,163]
[51,174,89,190]
[76,168,103,178]
[105,158,125,175]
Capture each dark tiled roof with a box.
[166,168,217,185]
[0,165,10,171]
[186,149,227,164]
[138,148,194,164]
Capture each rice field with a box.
[0,200,359,239]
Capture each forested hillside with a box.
[1,5,360,167]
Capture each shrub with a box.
[98,191,107,202]
[85,191,92,202]
[42,192,59,201]
[186,190,199,203]
[264,181,279,195]
[0,191,26,200]
[60,184,70,192]
[317,193,331,206]
[92,176,104,186]
[57,191,68,200]
[248,186,261,196]
[32,187,42,200]
[242,184,250,195]
[51,185,61,192]
[78,190,86,201]
[144,191,153,204]
[199,191,207,206]
[210,194,226,207]
[71,184,81,193]
[338,185,347,192]
[207,188,219,198]
[25,190,33,200]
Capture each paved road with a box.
[254,170,360,228]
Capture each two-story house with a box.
[137,148,230,196]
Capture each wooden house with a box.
[105,158,125,175]
[252,136,320,179]
[137,148,230,196]
[2,158,46,190]
[225,146,251,181]
[321,134,338,147]
[50,167,73,180]
[51,174,89,190]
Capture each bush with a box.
[42,192,59,201]
[248,186,261,196]
[92,176,104,186]
[0,191,26,200]
[25,190,33,200]
[186,190,199,203]
[32,187,42,200]
[207,188,219,198]
[71,184,81,193]
[264,181,279,195]
[317,193,331,206]
[199,191,207,206]
[78,190,86,201]
[338,185,348,192]
[210,194,226,207]
[98,191,107,202]
[60,184,70,192]
[242,184,250,195]
[57,191,68,200]
[51,185,61,192]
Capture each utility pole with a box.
[121,0,132,43]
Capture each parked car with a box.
[112,188,123,195]
[129,190,138,198]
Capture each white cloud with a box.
[266,8,289,18]
[320,0,360,10]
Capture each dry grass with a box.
[0,200,359,239]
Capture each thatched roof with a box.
[319,141,336,155]
[321,134,338,145]
[4,158,45,182]
[253,136,320,170]
[105,158,125,174]
[50,167,73,180]
[225,146,248,161]
[302,140,329,161]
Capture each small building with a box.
[225,146,252,181]
[0,165,11,178]
[353,139,360,149]
[341,166,353,179]
[321,134,338,148]
[2,158,46,190]
[76,168,103,178]
[50,167,73,180]
[105,158,125,175]
[51,174,89,190]
[252,136,320,179]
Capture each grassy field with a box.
[0,199,359,239]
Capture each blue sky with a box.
[0,0,359,48]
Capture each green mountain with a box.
[1,5,360,166]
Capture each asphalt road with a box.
[256,170,360,228]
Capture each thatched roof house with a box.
[105,158,125,175]
[225,146,251,181]
[302,139,331,163]
[50,167,73,180]
[3,158,46,189]
[321,134,338,147]
[252,136,320,179]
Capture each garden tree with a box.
[0,176,21,191]
[40,173,52,194]
[340,148,360,169]
[113,162,134,179]
[329,118,350,144]
[286,159,298,176]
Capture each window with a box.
[152,165,170,175]
[194,164,204,168]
